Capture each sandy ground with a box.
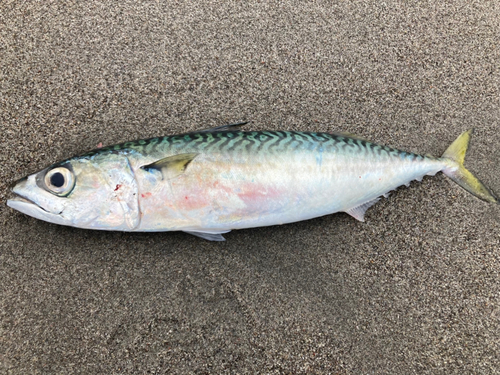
[1,1,500,373]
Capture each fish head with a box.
[7,152,140,231]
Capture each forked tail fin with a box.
[441,129,498,204]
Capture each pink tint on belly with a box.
[169,175,289,216]
[236,182,285,205]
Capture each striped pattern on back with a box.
[81,131,427,163]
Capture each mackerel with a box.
[7,123,498,241]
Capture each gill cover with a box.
[71,155,141,230]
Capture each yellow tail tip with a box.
[442,129,499,204]
[442,128,473,164]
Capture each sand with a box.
[1,1,499,373]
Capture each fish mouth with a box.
[7,192,67,226]
[8,192,52,213]
[7,174,69,226]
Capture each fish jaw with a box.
[7,196,70,226]
[7,173,69,226]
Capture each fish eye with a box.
[50,172,65,187]
[44,167,75,196]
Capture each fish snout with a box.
[9,175,28,190]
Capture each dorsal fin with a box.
[332,131,369,142]
[199,121,249,132]
[141,153,198,180]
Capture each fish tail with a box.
[441,129,499,204]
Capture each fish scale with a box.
[7,125,499,241]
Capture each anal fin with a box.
[345,198,381,222]
[184,230,231,241]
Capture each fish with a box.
[7,123,499,241]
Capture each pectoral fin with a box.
[141,153,198,180]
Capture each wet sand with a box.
[1,1,499,373]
